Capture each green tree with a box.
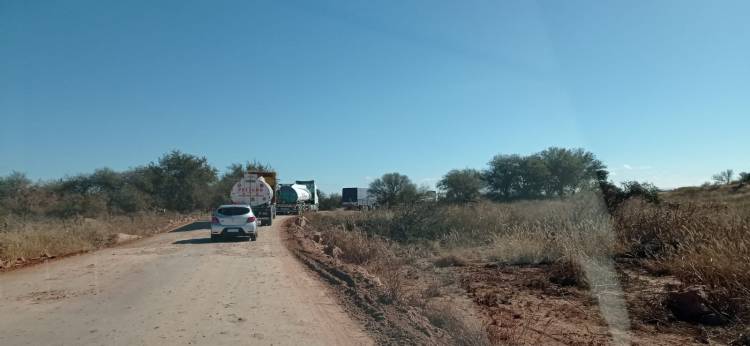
[539,147,605,197]
[0,171,31,199]
[517,155,551,199]
[110,184,152,213]
[0,171,34,215]
[149,150,218,212]
[437,169,484,203]
[369,173,418,207]
[484,148,606,200]
[484,154,524,200]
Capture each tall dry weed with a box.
[616,199,750,321]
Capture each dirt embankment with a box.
[283,216,460,345]
[284,215,748,346]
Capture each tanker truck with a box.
[276,180,319,215]
[296,180,319,212]
[229,171,277,226]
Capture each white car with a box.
[211,204,258,241]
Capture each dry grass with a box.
[423,303,491,346]
[314,194,616,266]
[548,258,589,289]
[433,254,468,268]
[310,190,750,335]
[616,199,750,322]
[315,224,392,266]
[663,182,750,210]
[307,218,409,304]
[372,259,406,304]
[422,279,442,298]
[0,212,198,265]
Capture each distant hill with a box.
[661,182,750,209]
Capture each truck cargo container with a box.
[341,187,376,210]
[229,171,277,226]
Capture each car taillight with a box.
[247,216,256,223]
[211,216,220,224]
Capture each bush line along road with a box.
[0,217,372,346]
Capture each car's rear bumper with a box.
[211,224,257,236]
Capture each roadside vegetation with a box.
[317,190,341,211]
[3,146,749,343]
[302,148,750,344]
[0,150,269,266]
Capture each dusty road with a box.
[0,216,372,346]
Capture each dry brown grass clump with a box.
[433,254,468,268]
[423,303,491,346]
[319,226,389,265]
[548,258,589,289]
[616,199,750,323]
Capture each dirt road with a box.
[0,216,372,346]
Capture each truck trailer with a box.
[229,171,277,226]
[341,187,376,210]
[276,180,319,214]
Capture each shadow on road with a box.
[173,237,249,245]
[170,221,210,233]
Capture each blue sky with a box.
[1,0,748,192]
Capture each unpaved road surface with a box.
[0,216,372,346]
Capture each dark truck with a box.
[341,187,376,210]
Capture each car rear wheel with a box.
[211,234,220,241]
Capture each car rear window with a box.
[217,207,250,216]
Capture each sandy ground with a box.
[0,216,372,346]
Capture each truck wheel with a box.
[266,218,272,226]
